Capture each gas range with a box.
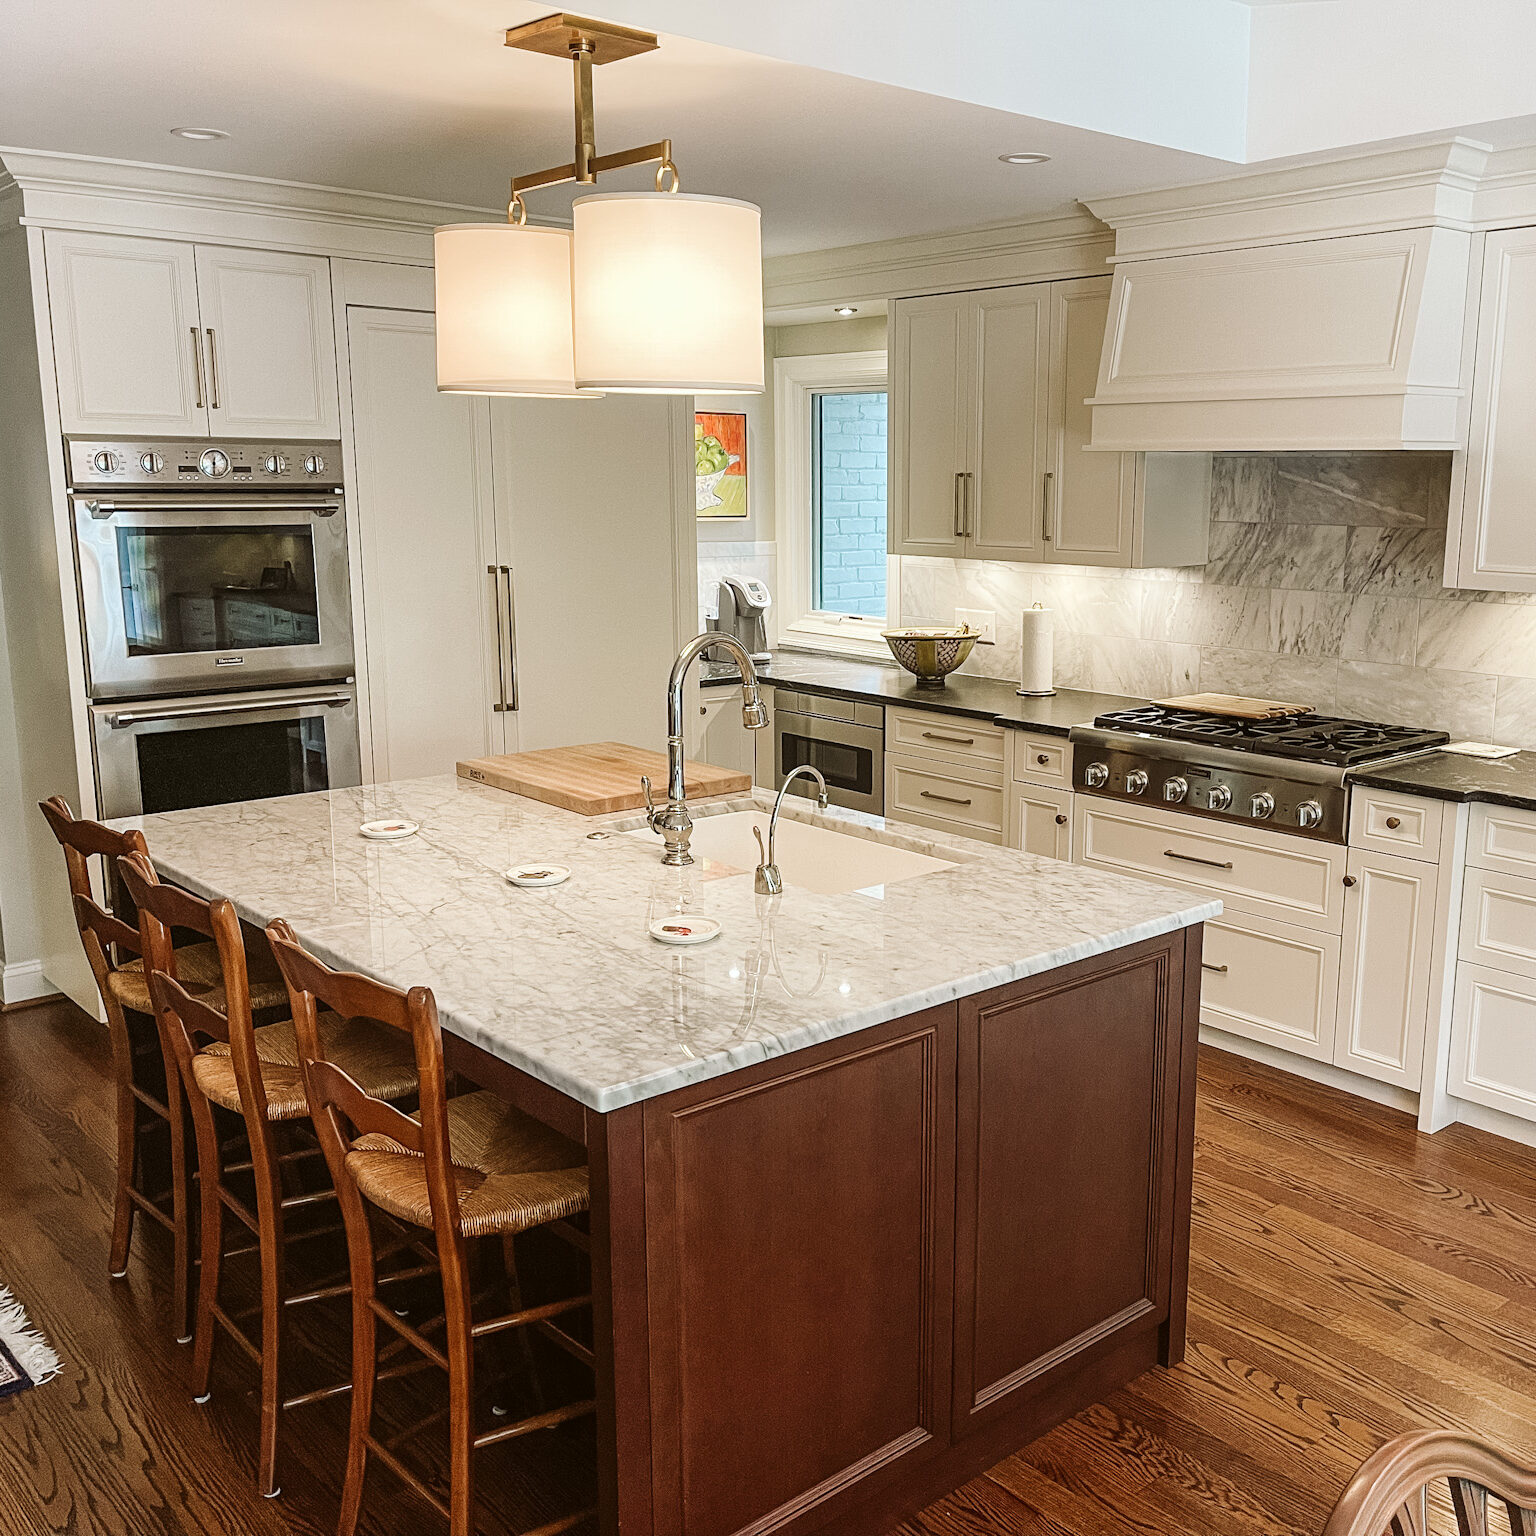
[1069,706,1450,843]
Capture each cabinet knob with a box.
[1036,752,1050,764]
[1054,814,1067,825]
[1385,815,1402,829]
[1343,875,1357,887]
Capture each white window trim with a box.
[773,349,896,658]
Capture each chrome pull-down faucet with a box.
[642,632,768,866]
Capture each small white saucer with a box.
[359,820,419,841]
[648,915,721,946]
[506,863,571,888]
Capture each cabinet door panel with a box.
[195,246,340,438]
[346,307,503,780]
[890,295,967,556]
[1047,277,1136,566]
[967,287,1049,562]
[1008,782,1072,860]
[1450,964,1536,1122]
[44,230,205,435]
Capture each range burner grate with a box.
[1093,706,1449,767]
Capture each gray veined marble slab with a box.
[115,776,1218,1114]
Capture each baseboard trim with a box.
[1,960,57,1008]
[1197,1025,1419,1115]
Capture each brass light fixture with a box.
[434,13,764,398]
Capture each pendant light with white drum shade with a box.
[434,12,764,399]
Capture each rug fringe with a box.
[0,1284,61,1385]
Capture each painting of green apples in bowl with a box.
[696,412,748,518]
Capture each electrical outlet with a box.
[955,607,995,644]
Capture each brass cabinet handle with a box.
[1202,962,1229,974]
[1164,848,1234,870]
[1054,813,1068,825]
[953,471,965,538]
[190,327,205,409]
[1343,874,1357,887]
[1385,816,1402,829]
[204,328,221,409]
[922,730,975,745]
[920,790,972,807]
[1041,469,1054,543]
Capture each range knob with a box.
[1125,768,1149,795]
[1296,799,1324,829]
[138,451,164,474]
[261,453,289,475]
[1083,762,1109,788]
[1207,784,1233,811]
[1250,791,1276,820]
[90,449,121,475]
[198,448,231,478]
[301,453,326,476]
[1162,776,1189,804]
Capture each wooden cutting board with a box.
[1156,693,1315,720]
[456,742,751,816]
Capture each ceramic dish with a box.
[359,820,419,841]
[881,626,978,687]
[647,915,721,946]
[506,863,572,888]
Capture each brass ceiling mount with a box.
[504,12,659,65]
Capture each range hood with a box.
[1083,141,1488,453]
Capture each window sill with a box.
[779,616,890,659]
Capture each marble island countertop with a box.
[117,775,1219,1113]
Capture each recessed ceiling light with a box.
[170,127,230,141]
[999,151,1050,166]
[833,305,858,316]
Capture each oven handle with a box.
[80,497,342,517]
[104,690,353,728]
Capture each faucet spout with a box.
[650,632,766,867]
[754,764,829,894]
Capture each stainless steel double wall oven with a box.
[68,437,362,819]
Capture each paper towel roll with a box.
[1017,607,1055,696]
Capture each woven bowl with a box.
[882,626,979,687]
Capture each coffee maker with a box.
[709,575,772,662]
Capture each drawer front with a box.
[1469,804,1536,877]
[1450,963,1536,1122]
[1460,867,1536,983]
[887,707,1005,774]
[1349,789,1444,863]
[1010,731,1070,788]
[1007,783,1072,861]
[1074,799,1348,933]
[1199,910,1341,1063]
[886,752,1005,837]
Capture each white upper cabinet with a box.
[890,277,1209,567]
[193,246,339,438]
[1446,227,1536,593]
[44,230,205,436]
[44,231,338,440]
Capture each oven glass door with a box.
[73,496,354,698]
[777,714,883,814]
[91,687,362,820]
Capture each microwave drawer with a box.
[1074,798,1347,933]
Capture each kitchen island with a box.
[120,774,1217,1536]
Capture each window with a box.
[774,349,895,654]
[812,390,888,617]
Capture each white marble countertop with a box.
[115,776,1220,1113]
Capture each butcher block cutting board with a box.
[456,742,751,816]
[1156,693,1314,720]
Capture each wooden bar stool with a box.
[266,919,596,1536]
[37,795,284,1341]
[119,853,419,1498]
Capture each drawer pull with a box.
[1201,962,1229,975]
[1164,849,1234,871]
[1385,816,1402,830]
[920,790,973,807]
[1036,752,1051,765]
[922,731,976,745]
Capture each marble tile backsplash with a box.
[698,541,777,632]
[901,454,1536,747]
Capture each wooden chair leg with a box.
[501,1233,547,1416]
[338,1244,378,1536]
[444,1235,477,1536]
[108,1044,138,1279]
[167,1072,197,1345]
[254,1126,288,1499]
[191,1113,225,1404]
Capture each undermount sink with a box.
[623,809,958,895]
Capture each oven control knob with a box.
[1162,776,1189,804]
[91,449,121,474]
[1296,799,1323,829]
[198,448,231,478]
[1250,791,1276,820]
[1208,784,1233,811]
[1083,762,1109,788]
[1125,769,1149,795]
[302,453,326,475]
[262,453,289,475]
[137,451,164,474]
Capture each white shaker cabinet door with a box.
[194,246,340,439]
[345,307,505,781]
[1007,782,1072,861]
[44,230,207,436]
[889,293,969,557]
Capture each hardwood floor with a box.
[3,999,1535,1535]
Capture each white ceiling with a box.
[4,1,1536,258]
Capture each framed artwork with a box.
[695,411,748,519]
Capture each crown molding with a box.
[0,146,509,262]
[763,206,1112,321]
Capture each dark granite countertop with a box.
[1349,750,1536,813]
[702,649,1144,737]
